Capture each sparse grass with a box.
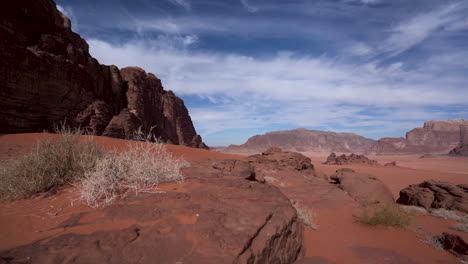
[291,200,318,230]
[452,223,468,232]
[401,205,429,214]
[360,203,413,227]
[77,136,186,207]
[0,128,103,201]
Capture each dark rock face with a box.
[434,233,468,262]
[224,128,376,154]
[330,168,394,204]
[396,180,468,213]
[449,144,468,157]
[0,0,207,149]
[0,159,304,263]
[384,161,397,167]
[369,120,468,155]
[323,153,379,166]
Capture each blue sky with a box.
[56,0,468,146]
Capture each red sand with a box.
[1,134,467,263]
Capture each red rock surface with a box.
[369,120,468,155]
[397,180,468,213]
[0,0,206,149]
[224,128,375,154]
[330,168,394,204]
[323,153,379,166]
[0,136,304,264]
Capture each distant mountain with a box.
[368,120,468,155]
[224,128,376,154]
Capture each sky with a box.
[55,0,468,146]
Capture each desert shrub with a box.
[0,129,103,201]
[291,200,318,230]
[361,203,413,227]
[78,140,186,207]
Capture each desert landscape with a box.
[1,0,468,264]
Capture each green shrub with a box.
[361,203,413,227]
[0,129,103,201]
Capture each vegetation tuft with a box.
[360,203,413,227]
[0,127,103,201]
[0,126,186,207]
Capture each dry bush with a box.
[291,200,318,230]
[78,140,186,207]
[0,128,102,201]
[361,203,413,227]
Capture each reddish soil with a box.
[1,134,468,263]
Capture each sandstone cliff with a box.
[0,0,207,148]
[224,128,376,154]
[368,120,468,155]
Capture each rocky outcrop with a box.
[0,158,304,263]
[384,161,397,167]
[434,233,468,262]
[330,168,394,204]
[396,180,468,213]
[248,147,315,174]
[449,144,468,157]
[224,128,375,154]
[369,120,468,155]
[323,153,379,166]
[0,0,207,148]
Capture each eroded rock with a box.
[0,0,207,149]
[323,153,379,166]
[396,180,468,213]
[434,233,468,262]
[330,168,394,204]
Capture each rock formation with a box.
[449,144,468,157]
[248,147,315,174]
[384,161,397,167]
[330,168,394,204]
[224,128,375,154]
[323,153,379,166]
[368,120,468,155]
[396,180,468,213]
[0,0,207,148]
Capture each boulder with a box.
[384,161,397,167]
[248,148,315,173]
[0,0,207,149]
[323,153,379,166]
[396,180,468,213]
[212,159,264,183]
[330,168,394,204]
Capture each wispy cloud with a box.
[380,2,468,57]
[240,0,259,13]
[168,0,191,11]
[88,37,468,144]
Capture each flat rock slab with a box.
[0,161,303,264]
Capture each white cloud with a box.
[349,42,373,56]
[168,0,191,11]
[87,37,468,143]
[240,0,259,13]
[380,2,467,57]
